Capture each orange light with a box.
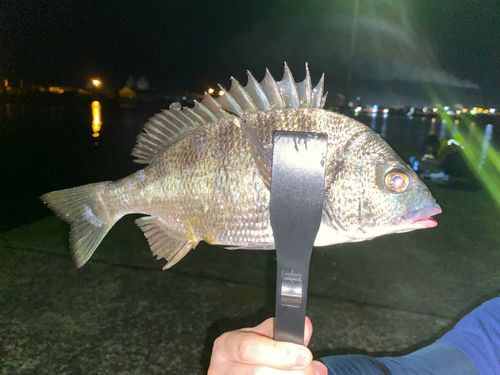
[484,109,489,114]
[91,101,101,137]
[219,90,225,96]
[49,87,64,94]
[208,88,214,94]
[463,108,468,113]
[92,79,101,87]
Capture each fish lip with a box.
[403,204,442,227]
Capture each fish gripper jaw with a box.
[270,131,328,344]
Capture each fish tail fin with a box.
[40,182,116,268]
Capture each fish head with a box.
[321,130,441,244]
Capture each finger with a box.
[304,317,313,346]
[240,317,275,338]
[217,361,320,375]
[214,330,313,370]
[243,317,314,346]
[314,361,328,375]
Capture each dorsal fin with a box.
[131,63,328,164]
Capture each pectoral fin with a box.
[233,118,272,189]
[135,216,197,269]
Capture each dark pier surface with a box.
[2,180,500,374]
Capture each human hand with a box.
[208,317,328,374]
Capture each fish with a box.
[41,62,441,270]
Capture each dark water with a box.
[1,100,499,232]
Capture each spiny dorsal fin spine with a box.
[296,63,312,108]
[193,100,219,123]
[245,71,271,111]
[201,94,231,119]
[260,69,286,109]
[311,73,325,108]
[182,107,207,125]
[216,84,244,116]
[171,108,195,127]
[277,62,300,109]
[131,63,327,164]
[321,92,328,109]
[228,77,258,114]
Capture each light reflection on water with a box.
[381,114,387,139]
[429,118,436,135]
[439,119,446,139]
[479,124,493,170]
[91,101,101,138]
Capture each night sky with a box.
[1,0,498,107]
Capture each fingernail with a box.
[291,350,311,367]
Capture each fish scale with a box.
[41,63,441,270]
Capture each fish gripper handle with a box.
[270,131,328,344]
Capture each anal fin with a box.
[135,216,197,269]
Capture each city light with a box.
[339,104,498,117]
[49,87,64,94]
[92,79,101,88]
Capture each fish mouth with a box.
[403,204,442,228]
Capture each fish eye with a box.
[385,169,409,192]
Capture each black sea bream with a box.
[41,63,441,269]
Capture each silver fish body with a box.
[41,64,441,269]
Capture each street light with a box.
[92,79,101,88]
